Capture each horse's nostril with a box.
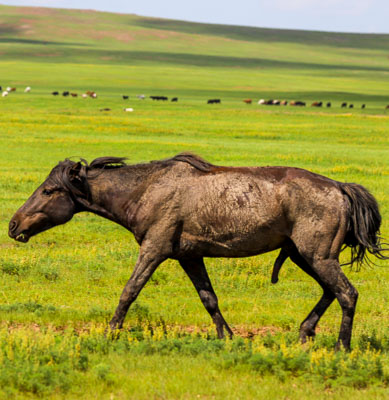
[9,220,18,233]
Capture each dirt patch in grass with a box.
[15,6,57,17]
[1,322,282,338]
[232,325,281,338]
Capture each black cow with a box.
[207,99,221,104]
[290,101,306,106]
[52,91,59,96]
[62,91,69,97]
[326,102,331,108]
[341,102,347,108]
[171,97,178,102]
[150,96,168,101]
[123,95,129,100]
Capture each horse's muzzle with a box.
[8,219,30,243]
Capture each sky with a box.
[1,0,389,34]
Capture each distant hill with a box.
[1,4,389,68]
[1,4,388,104]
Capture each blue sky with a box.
[1,0,388,33]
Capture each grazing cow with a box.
[349,104,354,109]
[280,100,288,106]
[6,87,11,92]
[258,99,266,105]
[272,100,281,105]
[85,91,97,98]
[386,105,389,109]
[326,102,331,108]
[361,104,366,109]
[123,96,129,100]
[62,91,69,97]
[341,102,347,108]
[52,91,59,96]
[171,97,178,102]
[71,93,78,97]
[82,94,88,98]
[0,86,2,91]
[137,95,146,100]
[124,108,134,112]
[150,96,168,101]
[311,101,323,107]
[100,108,111,112]
[290,101,306,106]
[207,99,221,104]
[24,87,31,93]
[243,99,252,104]
[2,91,8,97]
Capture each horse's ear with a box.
[68,162,83,183]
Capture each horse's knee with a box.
[339,286,358,312]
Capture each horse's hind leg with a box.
[310,258,358,350]
[271,241,295,284]
[271,248,288,284]
[179,257,233,339]
[288,250,336,342]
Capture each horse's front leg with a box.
[179,257,233,339]
[109,244,166,331]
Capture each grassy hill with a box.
[1,4,389,104]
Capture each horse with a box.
[8,153,388,350]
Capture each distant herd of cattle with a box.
[2,86,389,110]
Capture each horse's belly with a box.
[177,218,286,258]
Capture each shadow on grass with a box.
[2,47,389,73]
[0,37,90,46]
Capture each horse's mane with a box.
[49,157,128,200]
[49,153,213,200]
[165,152,214,172]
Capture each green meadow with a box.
[0,5,388,399]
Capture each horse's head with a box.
[9,160,87,243]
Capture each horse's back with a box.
[169,164,346,258]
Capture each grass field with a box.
[0,5,388,399]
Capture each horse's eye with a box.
[42,189,54,196]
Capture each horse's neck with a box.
[83,166,151,227]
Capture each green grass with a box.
[0,4,388,399]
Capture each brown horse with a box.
[8,153,388,349]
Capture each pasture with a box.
[0,5,388,399]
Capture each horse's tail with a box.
[340,182,389,267]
